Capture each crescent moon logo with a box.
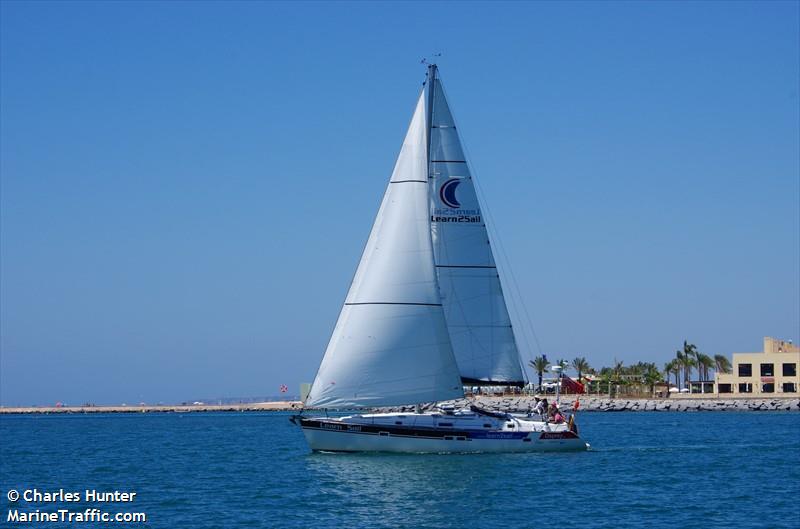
[439,179,461,208]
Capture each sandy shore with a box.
[0,401,303,414]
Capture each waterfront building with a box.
[713,337,799,397]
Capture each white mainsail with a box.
[427,67,526,385]
[306,90,464,409]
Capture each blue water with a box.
[1,412,798,528]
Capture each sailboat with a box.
[292,64,588,453]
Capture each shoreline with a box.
[2,396,799,414]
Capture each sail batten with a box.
[427,67,526,386]
[306,89,464,409]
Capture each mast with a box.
[425,63,437,165]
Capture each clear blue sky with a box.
[1,1,798,406]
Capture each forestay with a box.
[306,90,464,409]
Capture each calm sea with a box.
[1,411,798,528]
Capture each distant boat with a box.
[292,64,588,453]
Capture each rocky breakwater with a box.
[376,396,800,413]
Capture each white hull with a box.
[296,409,588,453]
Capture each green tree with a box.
[692,343,702,381]
[677,341,697,389]
[529,356,548,391]
[697,353,714,382]
[664,360,677,396]
[643,364,663,398]
[572,357,590,381]
[600,371,613,397]
[714,354,732,374]
[666,360,680,388]
[674,351,684,388]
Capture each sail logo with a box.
[432,178,481,224]
[439,179,461,208]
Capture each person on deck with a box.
[550,402,566,423]
[532,397,544,420]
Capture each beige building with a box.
[714,337,799,397]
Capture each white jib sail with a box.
[428,69,525,385]
[306,90,464,409]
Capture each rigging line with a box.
[434,87,528,384]
[492,257,532,374]
[433,97,512,380]
[473,170,543,359]
[470,187,537,371]
[455,132,540,364]
[438,82,541,378]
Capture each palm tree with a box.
[697,353,714,382]
[572,357,590,382]
[670,360,681,388]
[686,341,698,381]
[674,350,684,388]
[691,343,702,380]
[529,356,548,391]
[682,354,696,389]
[677,341,697,389]
[664,360,676,397]
[714,354,732,374]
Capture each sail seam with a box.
[390,180,427,183]
[447,324,513,328]
[436,265,497,269]
[344,302,443,307]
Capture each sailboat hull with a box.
[297,412,588,453]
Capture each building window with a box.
[783,383,797,393]
[783,363,797,377]
[738,383,752,393]
[738,364,752,377]
[762,383,775,393]
[760,363,774,377]
[718,384,732,393]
